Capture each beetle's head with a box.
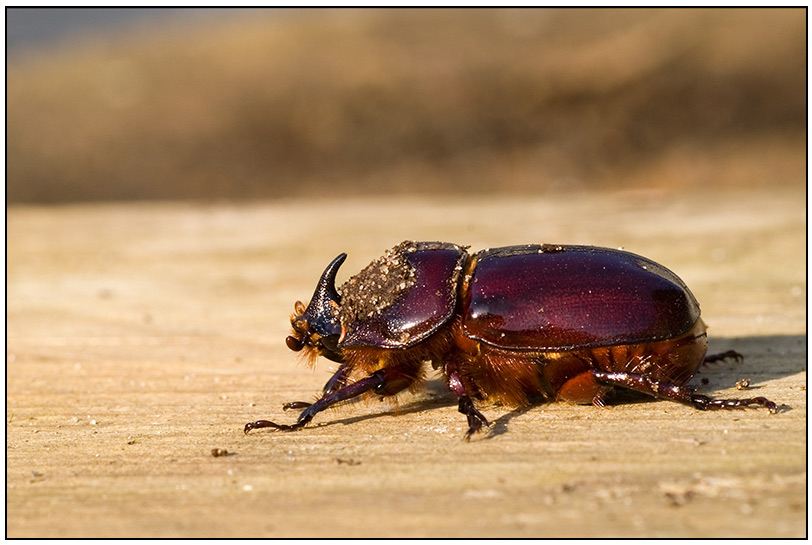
[287,253,346,364]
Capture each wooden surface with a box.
[6,189,806,538]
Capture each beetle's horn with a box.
[302,253,346,341]
[311,253,345,309]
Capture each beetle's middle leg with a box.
[244,366,416,434]
[445,361,490,440]
[592,370,777,413]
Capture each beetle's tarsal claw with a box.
[243,419,304,434]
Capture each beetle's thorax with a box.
[332,241,467,350]
[336,241,419,326]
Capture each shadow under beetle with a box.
[245,241,777,439]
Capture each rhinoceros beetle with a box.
[245,241,776,439]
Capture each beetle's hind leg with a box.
[689,393,776,413]
[592,370,777,414]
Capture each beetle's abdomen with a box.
[456,319,708,407]
[543,320,709,400]
[462,245,701,350]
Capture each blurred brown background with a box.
[7,8,806,203]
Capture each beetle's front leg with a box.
[245,370,386,433]
[244,366,417,434]
[446,361,490,440]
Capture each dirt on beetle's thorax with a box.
[336,241,418,325]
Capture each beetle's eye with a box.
[294,301,306,315]
[286,335,305,352]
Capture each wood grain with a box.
[7,189,805,537]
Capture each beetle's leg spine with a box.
[322,363,351,395]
